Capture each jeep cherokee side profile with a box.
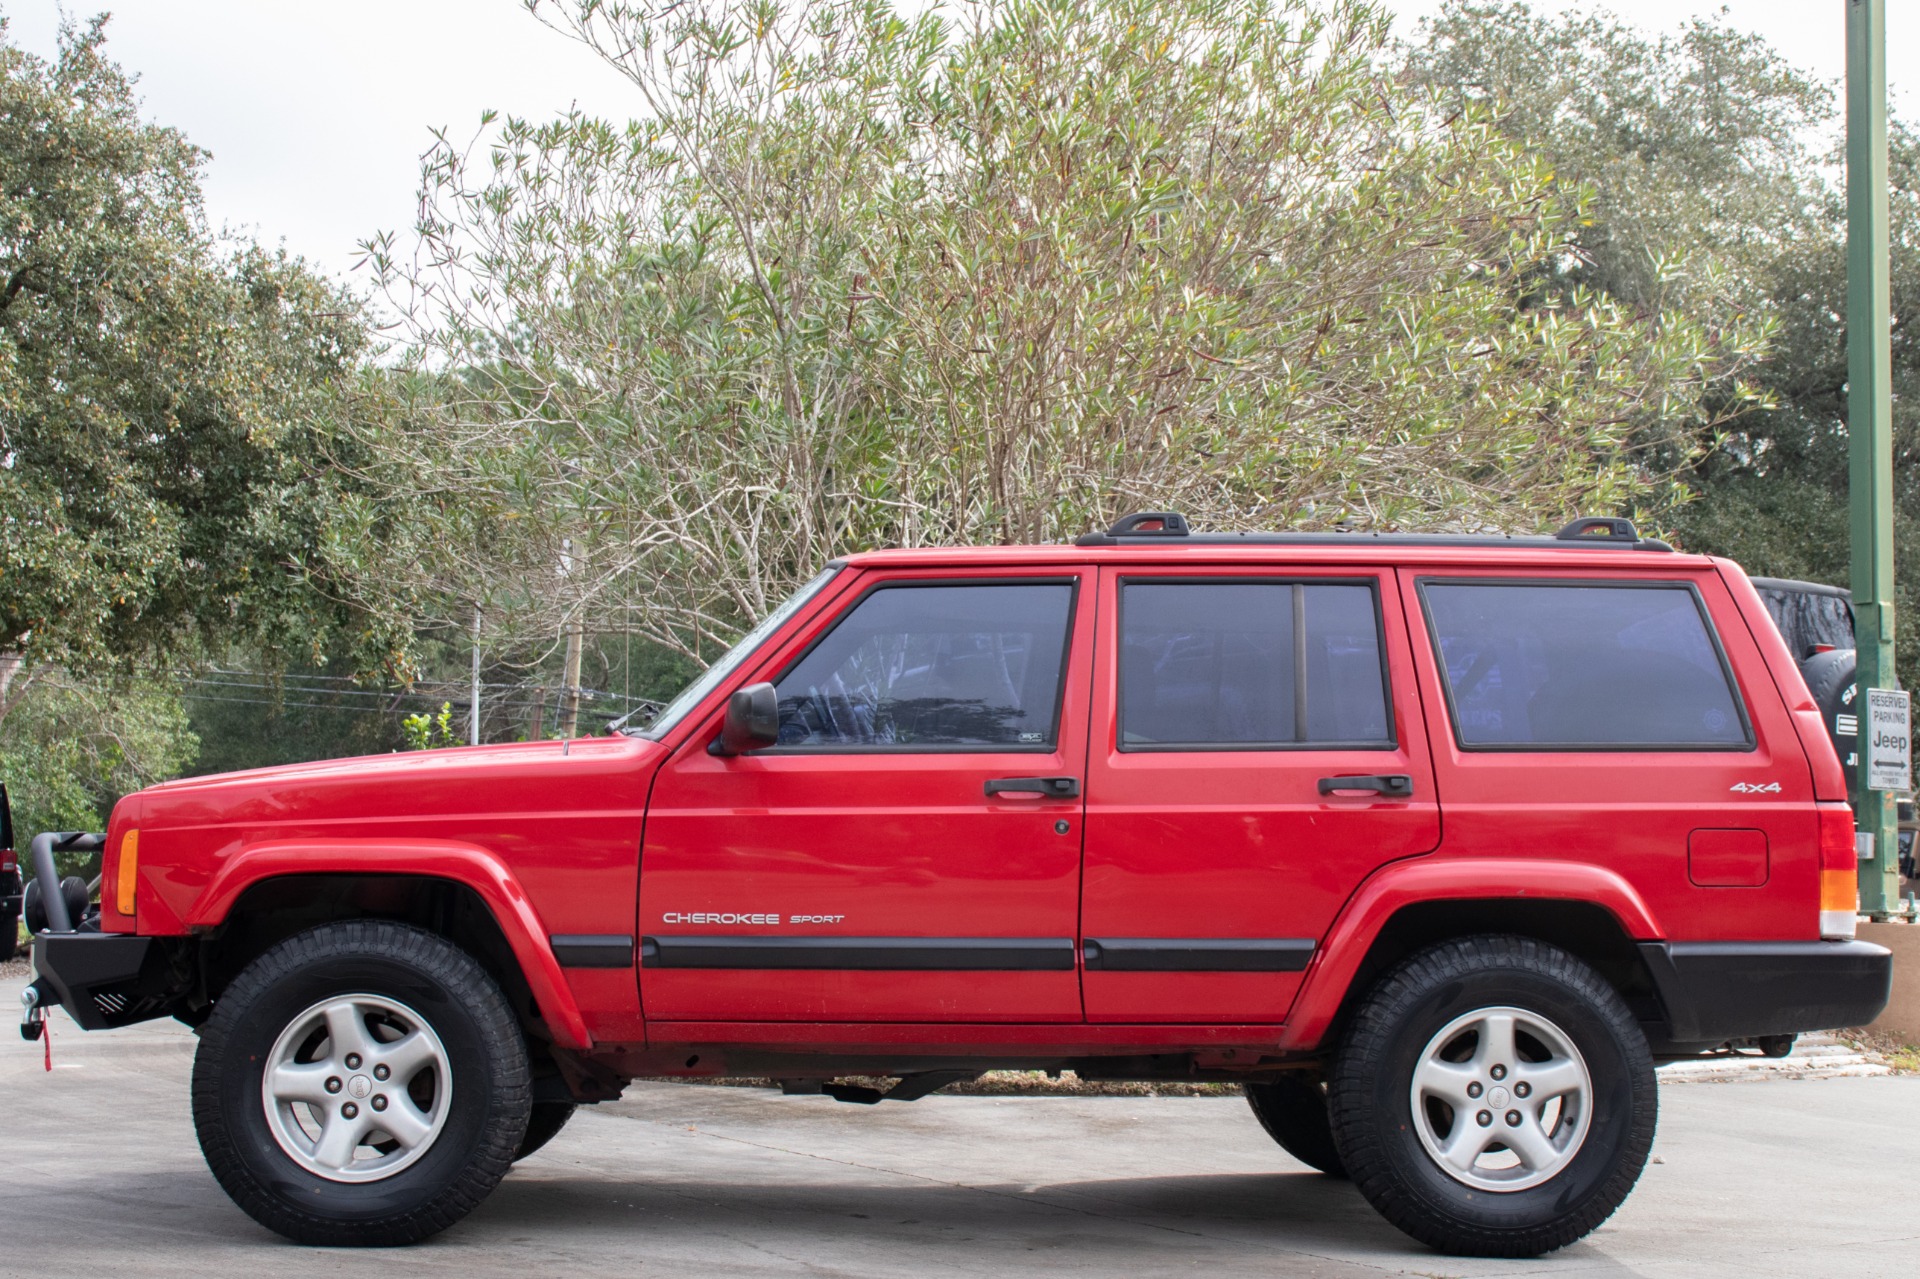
[19,514,1892,1257]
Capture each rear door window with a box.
[1420,580,1751,750]
[1117,580,1392,749]
[772,581,1074,750]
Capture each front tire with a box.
[1329,936,1656,1257]
[191,921,531,1245]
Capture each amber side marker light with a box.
[1817,807,1857,940]
[115,828,140,918]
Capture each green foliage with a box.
[0,16,384,691]
[401,702,459,751]
[1403,2,1830,314]
[182,661,410,775]
[0,673,197,874]
[0,16,399,837]
[345,0,1763,666]
[1404,2,1916,691]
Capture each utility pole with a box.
[560,624,584,739]
[470,604,483,747]
[1846,0,1904,917]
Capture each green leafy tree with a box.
[0,673,197,874]
[1403,1,1917,690]
[349,0,1761,666]
[1,15,381,722]
[2,16,397,829]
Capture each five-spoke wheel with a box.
[1329,936,1656,1258]
[262,994,452,1182]
[192,921,531,1246]
[1407,1006,1591,1192]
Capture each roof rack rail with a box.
[1554,516,1639,542]
[1074,512,1674,552]
[1104,512,1189,537]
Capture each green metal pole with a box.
[1846,0,1902,918]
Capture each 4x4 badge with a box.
[1728,781,1782,794]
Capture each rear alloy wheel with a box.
[192,921,530,1245]
[1243,1076,1346,1177]
[1329,936,1656,1257]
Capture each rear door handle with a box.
[985,776,1080,798]
[1317,774,1414,798]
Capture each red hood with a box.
[132,734,668,833]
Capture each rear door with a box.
[1078,566,1441,1023]
[638,567,1095,1023]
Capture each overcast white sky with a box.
[3,1,1913,287]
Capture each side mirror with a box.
[717,682,779,755]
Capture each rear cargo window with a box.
[771,581,1074,750]
[1420,581,1751,750]
[1117,580,1393,749]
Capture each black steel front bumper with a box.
[1639,939,1893,1044]
[30,933,188,1031]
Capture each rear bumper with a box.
[31,933,187,1030]
[1639,940,1892,1044]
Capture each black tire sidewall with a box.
[1365,967,1638,1229]
[195,926,526,1236]
[1333,939,1656,1254]
[1244,1077,1346,1177]
[513,1100,578,1162]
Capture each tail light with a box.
[1818,806,1857,940]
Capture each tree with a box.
[2,16,397,838]
[1,15,380,724]
[351,0,1760,665]
[0,673,196,873]
[1403,1,1918,691]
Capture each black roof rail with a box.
[1075,511,1674,552]
[1105,512,1189,537]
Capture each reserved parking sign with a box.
[1865,688,1911,792]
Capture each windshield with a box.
[631,566,843,739]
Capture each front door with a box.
[1079,566,1441,1023]
[638,568,1095,1023]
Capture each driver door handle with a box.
[1317,774,1414,798]
[985,776,1080,799]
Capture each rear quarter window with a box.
[1420,580,1752,751]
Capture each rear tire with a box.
[1329,935,1656,1258]
[1244,1077,1346,1177]
[0,909,18,962]
[191,920,531,1245]
[513,1101,578,1161]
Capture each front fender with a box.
[188,839,593,1050]
[1275,857,1664,1051]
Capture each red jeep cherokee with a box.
[19,514,1892,1257]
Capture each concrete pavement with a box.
[4,970,1918,1278]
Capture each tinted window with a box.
[1119,582,1391,748]
[773,583,1072,749]
[1422,582,1749,749]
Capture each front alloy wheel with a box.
[261,993,453,1182]
[193,921,531,1245]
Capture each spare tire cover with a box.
[1799,649,1859,796]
